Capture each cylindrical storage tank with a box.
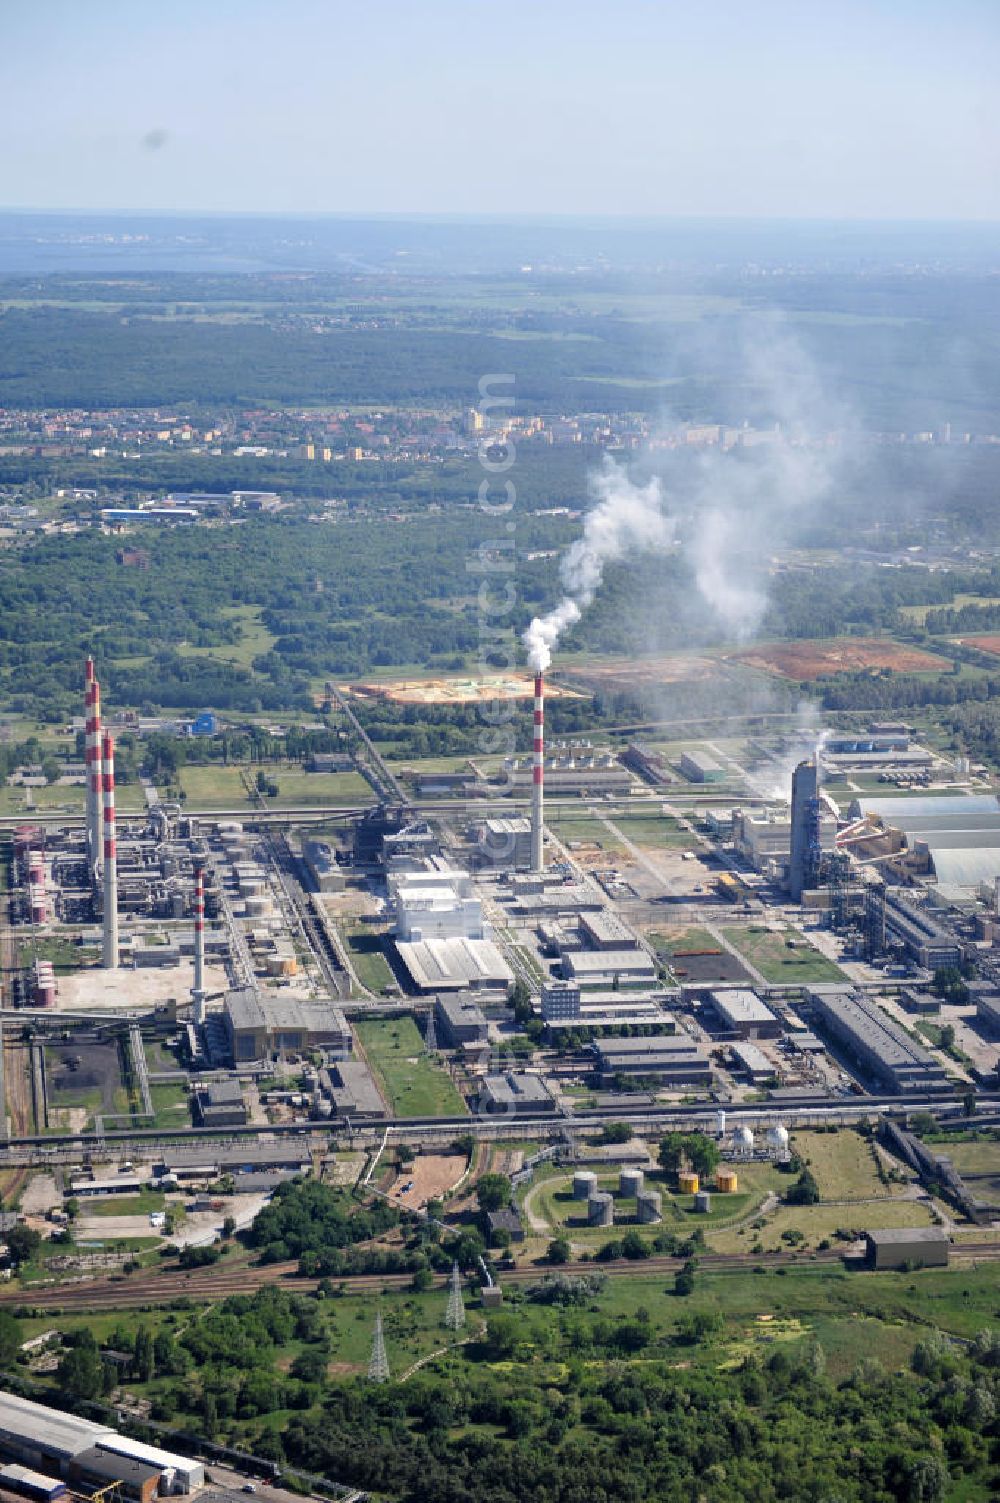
[715,1168,739,1193]
[678,1171,699,1195]
[619,1167,644,1198]
[244,895,273,918]
[766,1123,790,1152]
[636,1189,662,1224]
[715,1109,727,1139]
[587,1191,614,1227]
[572,1170,598,1201]
[241,878,265,897]
[694,1190,712,1214]
[734,1126,755,1155]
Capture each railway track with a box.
[9,1240,1000,1314]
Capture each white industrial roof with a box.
[850,794,999,822]
[0,1392,112,1457]
[711,989,778,1026]
[396,936,513,991]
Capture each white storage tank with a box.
[587,1191,614,1227]
[619,1167,644,1197]
[636,1189,662,1224]
[734,1125,755,1155]
[767,1122,790,1152]
[572,1170,598,1200]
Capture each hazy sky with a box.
[4,0,999,219]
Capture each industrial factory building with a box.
[846,794,1000,900]
[223,989,352,1062]
[882,891,962,970]
[433,993,489,1046]
[0,1391,203,1496]
[806,986,950,1093]
[589,1034,712,1087]
[300,838,343,893]
[561,949,658,988]
[678,749,725,784]
[578,910,642,950]
[324,1059,385,1119]
[865,1226,949,1270]
[395,935,513,993]
[472,816,532,870]
[478,1072,556,1114]
[193,1078,248,1128]
[733,806,837,874]
[709,989,783,1040]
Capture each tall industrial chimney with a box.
[85,662,103,872]
[191,860,206,1023]
[102,730,118,969]
[531,671,545,872]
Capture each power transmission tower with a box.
[368,1310,390,1382]
[444,1261,465,1332]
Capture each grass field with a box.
[549,813,624,851]
[608,813,691,848]
[792,1128,900,1200]
[710,1195,938,1256]
[722,925,846,984]
[147,1082,191,1130]
[354,1017,467,1118]
[339,920,396,994]
[83,1190,168,1217]
[898,594,1000,624]
[176,762,373,809]
[174,605,278,669]
[649,927,723,955]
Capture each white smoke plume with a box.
[682,319,850,641]
[524,458,675,671]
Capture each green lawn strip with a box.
[340,920,396,993]
[721,925,846,983]
[354,1016,467,1118]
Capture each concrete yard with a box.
[57,959,230,1011]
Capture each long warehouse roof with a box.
[0,1392,112,1457]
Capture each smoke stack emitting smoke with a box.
[531,672,544,872]
[524,459,673,671]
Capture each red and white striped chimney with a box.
[102,730,118,969]
[85,662,103,871]
[191,860,206,1021]
[531,671,545,872]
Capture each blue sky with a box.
[4,0,999,218]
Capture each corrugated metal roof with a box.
[927,847,1000,891]
[851,794,999,821]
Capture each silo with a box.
[619,1167,644,1198]
[715,1108,727,1139]
[587,1191,614,1227]
[694,1190,712,1214]
[715,1167,739,1193]
[636,1189,661,1224]
[678,1170,700,1195]
[573,1170,598,1200]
